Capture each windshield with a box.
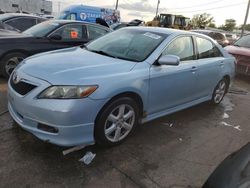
[23,21,60,37]
[234,35,250,48]
[86,29,167,62]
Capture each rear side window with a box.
[163,36,194,61]
[88,25,109,40]
[210,32,225,40]
[196,37,222,59]
[5,17,36,31]
[52,24,87,40]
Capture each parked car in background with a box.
[192,30,229,47]
[225,35,250,76]
[0,13,46,32]
[0,20,111,78]
[203,142,250,188]
[8,27,235,147]
[110,19,145,30]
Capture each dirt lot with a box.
[0,76,250,188]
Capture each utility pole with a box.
[241,0,250,37]
[155,0,160,18]
[115,0,119,10]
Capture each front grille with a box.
[10,77,37,95]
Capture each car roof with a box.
[122,26,203,36]
[0,13,46,21]
[121,27,220,44]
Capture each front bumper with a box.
[8,71,108,146]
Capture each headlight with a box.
[38,85,98,99]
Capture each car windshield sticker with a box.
[143,32,162,40]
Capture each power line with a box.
[170,0,230,10]
[171,2,247,14]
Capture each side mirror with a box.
[158,55,180,66]
[49,34,62,41]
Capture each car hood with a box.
[224,45,250,56]
[19,47,137,85]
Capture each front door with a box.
[148,36,199,114]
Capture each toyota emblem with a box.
[12,71,20,84]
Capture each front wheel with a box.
[95,97,139,146]
[0,52,27,78]
[211,78,228,104]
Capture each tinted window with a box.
[196,37,222,58]
[234,35,250,48]
[5,17,36,31]
[52,24,86,40]
[87,29,167,62]
[163,36,194,61]
[209,32,225,40]
[88,25,109,40]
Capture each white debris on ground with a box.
[220,121,242,131]
[162,122,174,127]
[178,138,183,142]
[222,113,230,119]
[221,96,235,112]
[79,151,96,165]
[62,142,95,156]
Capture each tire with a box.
[0,52,27,78]
[211,78,228,105]
[95,97,140,146]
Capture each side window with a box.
[163,36,194,61]
[5,17,36,31]
[52,24,85,40]
[196,37,222,59]
[88,25,109,40]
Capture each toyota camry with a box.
[8,27,235,147]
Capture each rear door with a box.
[194,36,225,98]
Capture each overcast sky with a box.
[51,0,249,26]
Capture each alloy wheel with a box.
[104,104,135,142]
[214,80,227,104]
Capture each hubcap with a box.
[5,56,24,76]
[104,104,135,142]
[214,80,226,103]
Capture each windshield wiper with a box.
[89,49,117,58]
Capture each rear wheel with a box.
[95,97,139,146]
[211,78,228,104]
[0,52,26,78]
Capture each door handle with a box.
[191,66,198,71]
[220,61,225,66]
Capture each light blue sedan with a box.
[8,27,235,146]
